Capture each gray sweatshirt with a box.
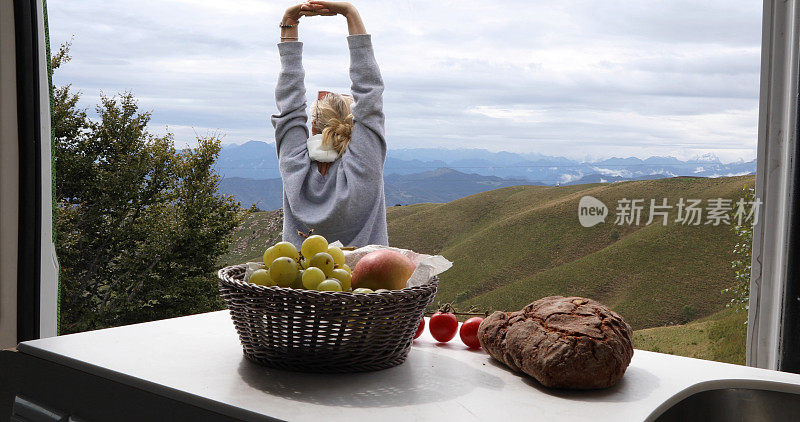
[271,34,389,249]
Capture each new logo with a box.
[578,196,608,227]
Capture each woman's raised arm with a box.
[307,2,386,170]
[305,2,366,35]
[271,3,316,162]
[273,2,348,163]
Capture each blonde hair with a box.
[311,93,354,157]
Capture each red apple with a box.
[351,250,416,291]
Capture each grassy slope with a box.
[387,176,753,330]
[634,307,747,364]
[218,209,283,267]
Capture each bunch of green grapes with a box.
[248,234,373,294]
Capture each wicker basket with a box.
[217,264,438,373]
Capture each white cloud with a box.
[708,171,756,178]
[49,0,761,161]
[591,167,632,178]
[468,106,548,123]
[560,171,584,184]
[649,169,677,177]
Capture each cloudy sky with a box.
[48,0,762,162]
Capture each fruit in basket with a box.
[352,288,373,294]
[429,312,458,342]
[249,269,276,286]
[263,246,278,267]
[351,250,416,291]
[301,235,328,260]
[273,241,300,261]
[258,236,427,294]
[309,252,335,276]
[302,267,326,290]
[414,318,425,339]
[270,257,299,287]
[291,269,305,289]
[263,242,299,267]
[258,235,358,291]
[330,268,351,291]
[317,279,342,291]
[459,317,483,349]
[328,246,345,266]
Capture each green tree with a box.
[51,41,243,334]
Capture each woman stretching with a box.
[272,1,388,248]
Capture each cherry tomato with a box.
[429,312,458,342]
[460,317,484,349]
[413,318,425,339]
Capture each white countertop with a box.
[16,310,800,421]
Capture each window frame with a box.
[6,0,800,372]
[748,0,800,372]
[5,0,58,345]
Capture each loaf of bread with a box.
[478,296,633,389]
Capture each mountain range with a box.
[214,141,756,208]
[219,168,530,210]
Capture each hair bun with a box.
[335,122,352,137]
[316,97,354,157]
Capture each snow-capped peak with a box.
[692,153,721,163]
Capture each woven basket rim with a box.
[217,263,438,297]
[217,263,439,373]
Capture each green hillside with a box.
[218,209,283,267]
[634,307,747,364]
[386,176,752,330]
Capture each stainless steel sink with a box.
[652,388,800,422]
